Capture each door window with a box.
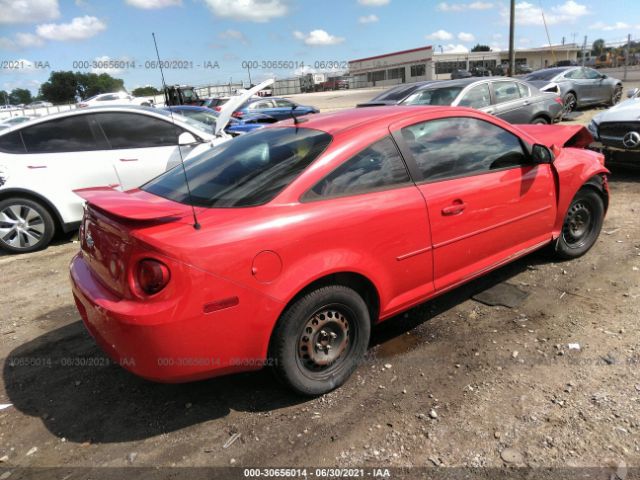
[305,136,410,200]
[564,68,585,79]
[583,68,602,79]
[20,115,104,153]
[95,113,180,149]
[0,131,26,154]
[458,84,491,108]
[274,99,294,107]
[401,117,528,181]
[493,82,521,104]
[516,82,530,97]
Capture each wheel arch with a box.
[0,188,66,232]
[581,173,609,212]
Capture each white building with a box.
[348,46,434,87]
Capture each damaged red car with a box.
[70,106,608,395]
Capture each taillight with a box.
[232,111,243,118]
[136,259,170,295]
[214,106,222,112]
[554,97,564,105]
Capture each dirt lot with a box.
[1,84,640,478]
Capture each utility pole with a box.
[624,33,631,81]
[582,35,587,67]
[508,0,515,77]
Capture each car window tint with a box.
[565,68,584,79]
[401,117,528,181]
[21,116,101,153]
[0,131,26,154]
[403,87,463,106]
[493,82,521,104]
[516,82,530,97]
[95,113,180,149]
[274,99,293,107]
[142,127,332,208]
[305,136,410,200]
[584,68,601,79]
[458,84,491,108]
[97,94,119,101]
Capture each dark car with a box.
[523,66,623,113]
[163,105,277,135]
[470,66,492,77]
[401,77,563,124]
[356,81,435,107]
[451,69,473,79]
[233,97,318,121]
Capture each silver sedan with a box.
[523,67,623,113]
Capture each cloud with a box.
[293,29,345,46]
[218,29,249,44]
[0,0,60,24]
[458,32,475,42]
[125,0,181,8]
[502,1,589,26]
[357,0,389,5]
[427,29,453,40]
[0,32,45,50]
[588,21,630,31]
[202,0,288,22]
[358,14,379,24]
[441,44,469,53]
[36,15,106,41]
[437,1,494,11]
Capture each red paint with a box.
[70,106,608,383]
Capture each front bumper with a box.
[70,253,283,383]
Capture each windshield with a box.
[402,86,464,106]
[157,109,213,133]
[142,127,332,208]
[524,69,564,81]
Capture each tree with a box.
[39,71,126,103]
[9,88,33,105]
[592,38,606,56]
[471,44,491,52]
[132,86,161,97]
[0,90,9,105]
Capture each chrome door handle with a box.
[119,158,138,162]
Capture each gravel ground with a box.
[1,80,639,479]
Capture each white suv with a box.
[77,92,153,108]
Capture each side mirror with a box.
[599,74,607,79]
[627,88,639,99]
[532,144,554,164]
[178,132,198,146]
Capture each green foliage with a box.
[39,71,126,103]
[471,44,491,52]
[9,88,33,105]
[132,86,161,97]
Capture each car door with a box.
[391,114,557,291]
[490,80,530,124]
[583,67,610,103]
[93,112,198,190]
[249,99,279,118]
[564,68,593,105]
[10,114,119,222]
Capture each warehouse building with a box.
[348,46,435,87]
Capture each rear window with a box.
[403,86,463,106]
[142,127,332,208]
[371,83,423,102]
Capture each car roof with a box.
[277,105,459,135]
[412,76,520,92]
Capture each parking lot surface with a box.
[1,83,639,472]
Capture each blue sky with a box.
[0,0,638,95]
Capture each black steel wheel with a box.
[555,189,604,259]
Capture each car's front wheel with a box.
[0,197,55,253]
[554,188,604,259]
[563,92,577,113]
[270,285,371,396]
[610,85,623,106]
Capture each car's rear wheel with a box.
[532,116,549,125]
[563,92,577,113]
[270,285,370,396]
[554,189,604,259]
[610,85,623,106]
[0,197,55,253]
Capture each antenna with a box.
[290,104,299,125]
[152,32,200,230]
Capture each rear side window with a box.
[304,136,410,200]
[493,82,521,104]
[401,117,528,181]
[403,87,463,106]
[142,127,332,208]
[95,113,180,149]
[21,116,101,153]
[458,84,491,108]
[0,131,26,154]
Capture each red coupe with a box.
[70,106,608,395]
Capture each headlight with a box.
[587,120,598,139]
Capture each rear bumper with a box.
[69,252,283,383]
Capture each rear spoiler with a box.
[74,187,192,222]
[517,125,594,150]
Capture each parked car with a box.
[588,88,640,159]
[0,105,19,111]
[76,92,153,108]
[451,69,473,79]
[201,97,231,110]
[516,64,533,74]
[70,105,608,395]
[523,67,623,113]
[164,105,278,136]
[0,116,34,130]
[233,97,319,121]
[0,80,281,253]
[401,77,563,124]
[470,66,491,77]
[356,81,435,107]
[27,101,53,108]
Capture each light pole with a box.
[508,0,515,76]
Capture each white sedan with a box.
[0,80,272,253]
[77,92,153,108]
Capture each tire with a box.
[270,285,371,396]
[554,189,604,260]
[0,197,55,253]
[532,116,549,125]
[563,92,577,113]
[610,85,623,106]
